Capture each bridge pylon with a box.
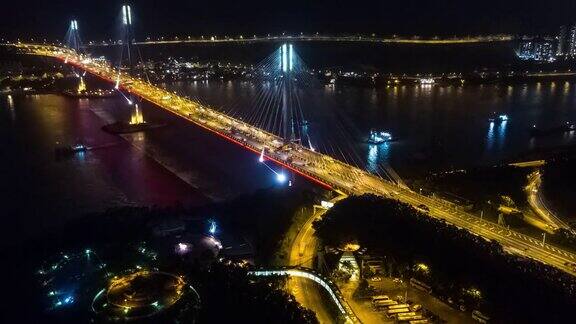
[279,43,299,144]
[120,4,134,71]
[65,19,82,52]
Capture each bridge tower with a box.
[280,43,295,143]
[121,4,134,71]
[65,19,82,52]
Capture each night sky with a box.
[2,0,576,40]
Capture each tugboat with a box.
[529,122,575,137]
[102,104,166,134]
[365,130,394,144]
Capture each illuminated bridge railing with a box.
[249,267,359,323]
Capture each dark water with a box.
[3,80,576,248]
[165,80,576,176]
[0,91,276,246]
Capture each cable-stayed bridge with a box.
[9,42,576,278]
[4,3,576,282]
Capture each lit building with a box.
[517,38,534,59]
[569,25,576,57]
[533,39,555,61]
[557,25,568,56]
[337,251,360,281]
[516,37,556,62]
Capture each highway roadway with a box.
[13,44,576,276]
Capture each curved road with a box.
[526,170,572,231]
[288,203,339,323]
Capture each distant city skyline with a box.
[2,0,576,40]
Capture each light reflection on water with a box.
[7,95,14,109]
[6,95,16,120]
[366,143,390,173]
[167,81,576,174]
[485,120,508,152]
[486,121,495,151]
[498,120,508,149]
[0,93,212,246]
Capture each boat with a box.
[366,130,394,144]
[529,122,575,137]
[55,143,87,156]
[488,114,508,123]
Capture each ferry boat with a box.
[488,114,508,123]
[366,130,394,144]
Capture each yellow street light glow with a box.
[415,263,429,273]
[343,243,360,251]
[466,287,482,299]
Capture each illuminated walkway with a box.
[10,43,576,276]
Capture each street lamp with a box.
[277,173,287,183]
